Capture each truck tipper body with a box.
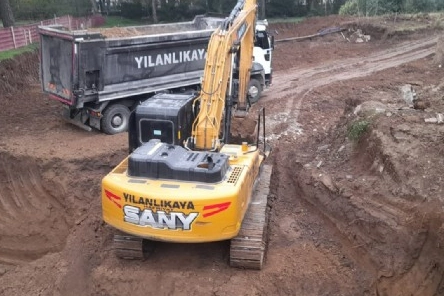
[39,16,273,134]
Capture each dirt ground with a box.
[1,14,444,296]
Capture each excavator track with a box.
[113,233,145,260]
[230,164,272,270]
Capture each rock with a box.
[424,113,444,124]
[316,161,323,168]
[354,101,387,117]
[317,144,330,151]
[337,145,345,153]
[413,99,430,110]
[434,36,444,65]
[425,117,439,123]
[319,174,337,193]
[397,124,411,132]
[386,112,393,117]
[348,29,371,43]
[403,115,421,123]
[341,188,353,198]
[400,84,415,106]
[0,267,6,276]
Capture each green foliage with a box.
[206,0,238,14]
[347,120,370,142]
[0,44,38,61]
[121,2,147,19]
[339,0,441,16]
[266,0,303,17]
[404,0,436,12]
[12,0,91,20]
[437,0,444,10]
[157,1,205,22]
[102,16,147,27]
[268,17,304,24]
[10,0,444,24]
[339,0,359,15]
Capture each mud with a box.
[0,14,444,296]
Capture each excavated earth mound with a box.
[0,51,39,97]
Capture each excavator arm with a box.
[187,0,257,151]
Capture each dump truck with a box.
[39,15,273,134]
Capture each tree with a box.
[259,0,265,19]
[0,0,15,27]
[152,0,158,23]
[90,0,98,14]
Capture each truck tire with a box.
[101,104,131,135]
[248,78,262,104]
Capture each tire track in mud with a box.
[262,36,438,140]
[0,153,70,265]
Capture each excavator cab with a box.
[128,93,197,153]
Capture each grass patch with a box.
[0,44,38,61]
[347,119,370,142]
[101,16,148,27]
[269,17,305,24]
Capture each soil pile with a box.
[0,51,39,97]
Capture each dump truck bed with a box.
[39,16,223,107]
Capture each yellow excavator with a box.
[101,0,272,269]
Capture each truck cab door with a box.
[253,30,273,84]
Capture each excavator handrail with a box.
[244,107,266,156]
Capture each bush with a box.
[347,120,370,141]
[339,0,359,15]
[404,0,437,13]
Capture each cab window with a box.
[139,119,174,144]
[254,31,270,49]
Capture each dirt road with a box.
[264,36,438,141]
[0,15,443,296]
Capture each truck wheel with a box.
[248,79,262,104]
[101,104,130,135]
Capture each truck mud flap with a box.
[62,108,92,132]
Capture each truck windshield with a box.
[254,31,270,49]
[139,119,174,144]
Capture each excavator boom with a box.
[189,0,257,150]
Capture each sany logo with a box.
[203,202,231,218]
[105,189,122,209]
[124,205,198,230]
